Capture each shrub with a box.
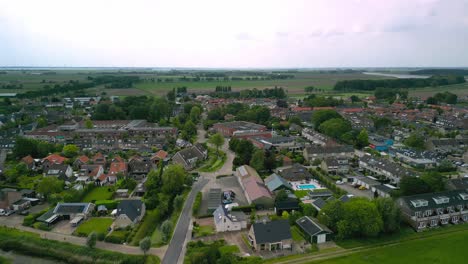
[33,222,52,231]
[232,205,256,213]
[192,192,202,217]
[105,230,130,244]
[23,208,50,227]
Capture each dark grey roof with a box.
[208,188,222,210]
[296,216,332,237]
[252,220,291,244]
[308,190,333,199]
[54,203,91,215]
[117,200,144,221]
[275,199,300,210]
[400,189,468,211]
[264,173,293,192]
[312,198,326,210]
[278,164,312,181]
[360,155,415,178]
[448,178,468,190]
[305,145,354,155]
[373,184,395,194]
[216,121,266,131]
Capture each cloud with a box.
[276,32,289,38]
[235,32,254,41]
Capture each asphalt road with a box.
[162,177,209,264]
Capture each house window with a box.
[425,210,432,216]
[418,222,426,228]
[415,211,422,218]
[452,216,459,223]
[430,219,437,226]
[463,215,468,222]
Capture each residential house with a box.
[213,121,267,137]
[277,164,312,182]
[20,155,35,170]
[128,156,153,179]
[93,152,106,166]
[248,219,293,251]
[44,164,73,180]
[151,150,168,166]
[108,156,128,177]
[236,165,274,209]
[321,157,349,174]
[114,200,146,229]
[42,154,68,170]
[274,199,300,216]
[359,155,415,184]
[213,204,247,232]
[12,199,31,211]
[53,203,94,225]
[73,155,90,169]
[303,145,354,163]
[264,173,293,193]
[397,190,468,231]
[296,216,333,244]
[172,143,207,170]
[0,188,22,210]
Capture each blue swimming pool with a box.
[297,184,317,190]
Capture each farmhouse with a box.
[114,199,146,229]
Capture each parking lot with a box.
[199,175,248,215]
[0,203,49,228]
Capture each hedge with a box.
[95,200,120,210]
[0,227,155,264]
[105,230,131,244]
[232,205,256,213]
[23,207,50,227]
[192,192,202,217]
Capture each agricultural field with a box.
[310,227,468,264]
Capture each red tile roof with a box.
[76,155,90,164]
[21,155,34,165]
[43,154,67,164]
[152,150,168,160]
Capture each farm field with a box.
[309,227,468,264]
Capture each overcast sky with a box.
[1,0,468,68]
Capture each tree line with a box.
[88,75,141,88]
[210,86,287,99]
[333,75,466,92]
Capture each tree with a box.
[208,133,224,156]
[400,176,431,195]
[173,194,185,211]
[161,164,188,194]
[87,232,97,248]
[421,171,446,192]
[139,237,151,256]
[189,106,202,123]
[318,118,352,139]
[281,211,290,219]
[85,119,93,129]
[37,177,64,200]
[318,199,344,231]
[250,149,265,172]
[311,110,342,128]
[350,95,360,103]
[183,120,197,140]
[355,129,369,149]
[404,133,425,150]
[374,197,400,233]
[275,190,288,202]
[337,198,383,239]
[62,144,79,158]
[161,220,173,242]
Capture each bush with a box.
[232,205,256,213]
[33,222,51,231]
[23,207,50,227]
[105,230,130,244]
[192,192,202,217]
[95,200,119,210]
[0,227,151,264]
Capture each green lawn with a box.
[193,225,215,238]
[312,228,468,264]
[294,190,309,199]
[219,245,240,255]
[82,187,114,202]
[199,148,226,172]
[291,226,306,242]
[73,217,113,237]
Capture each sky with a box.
[1,0,468,68]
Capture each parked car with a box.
[19,210,29,216]
[0,209,5,216]
[4,210,15,216]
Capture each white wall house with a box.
[213,205,247,232]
